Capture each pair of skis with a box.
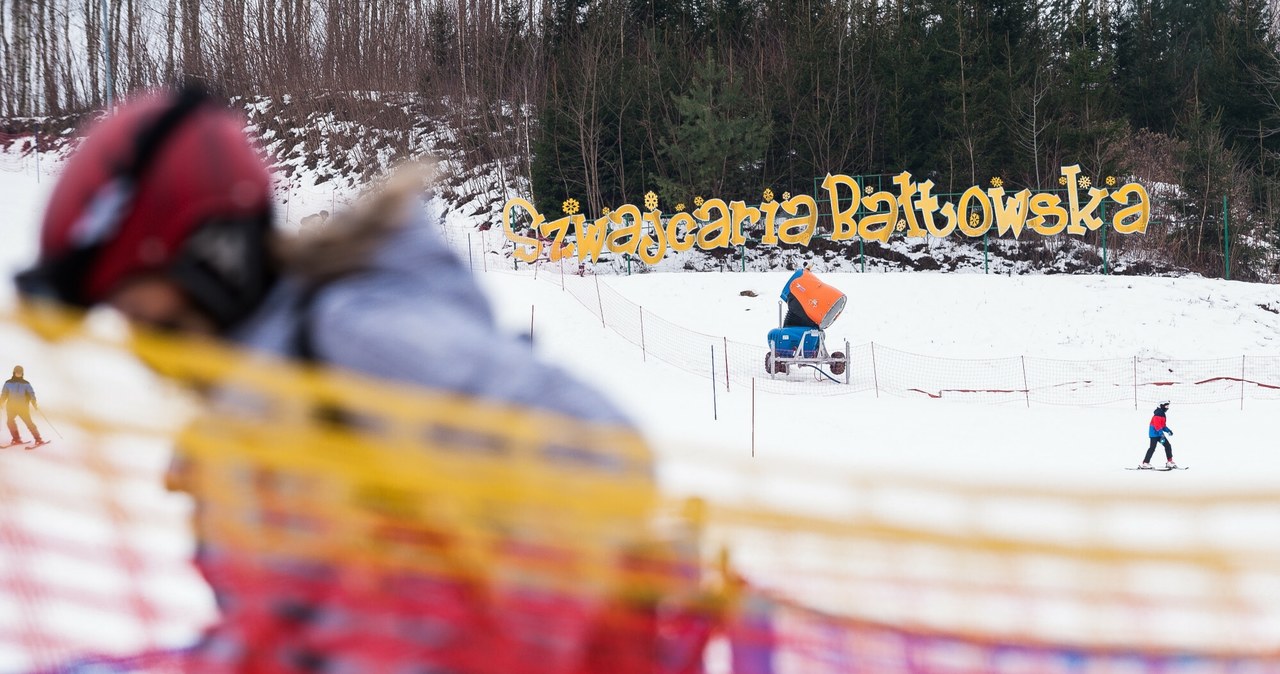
[1,440,50,450]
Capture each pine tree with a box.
[653,53,771,203]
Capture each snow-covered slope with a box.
[4,143,1280,662]
[4,151,1278,499]
[474,267,1280,487]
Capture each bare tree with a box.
[181,0,200,80]
[1016,68,1051,188]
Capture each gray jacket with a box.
[228,205,633,428]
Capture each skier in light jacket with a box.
[15,88,706,673]
[0,365,42,447]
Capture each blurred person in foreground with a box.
[15,87,713,673]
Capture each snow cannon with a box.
[783,268,847,330]
[765,268,849,382]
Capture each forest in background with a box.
[2,0,1280,279]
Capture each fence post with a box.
[1101,201,1108,275]
[845,339,851,385]
[711,346,718,421]
[639,306,647,362]
[529,305,535,345]
[1133,356,1138,410]
[751,377,756,458]
[594,274,605,328]
[1021,356,1030,408]
[1241,355,1246,410]
[33,122,40,182]
[723,337,731,393]
[467,233,473,271]
[871,342,880,398]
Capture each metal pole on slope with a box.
[594,274,605,328]
[1133,356,1138,410]
[1021,356,1030,408]
[529,305,535,346]
[467,233,473,271]
[844,339,851,385]
[711,346,718,421]
[639,306,646,362]
[870,342,880,398]
[723,337,730,393]
[1101,201,1108,275]
[751,377,756,458]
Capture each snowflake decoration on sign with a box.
[990,177,1003,188]
[693,196,705,207]
[644,191,658,211]
[602,206,611,216]
[1058,176,1068,186]
[895,219,906,232]
[1078,176,1092,189]
[864,185,874,195]
[1105,176,1117,187]
[763,188,775,202]
[782,191,791,201]
[968,212,980,227]
[675,203,686,212]
[562,198,580,216]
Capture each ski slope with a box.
[4,156,1280,664]
[472,260,1280,489]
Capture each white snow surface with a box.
[3,150,1280,668]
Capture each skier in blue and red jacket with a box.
[1139,400,1175,469]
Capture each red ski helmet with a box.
[16,87,277,331]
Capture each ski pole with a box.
[36,407,63,439]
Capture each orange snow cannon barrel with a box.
[787,269,846,329]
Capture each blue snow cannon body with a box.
[767,327,823,358]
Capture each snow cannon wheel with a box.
[765,352,788,374]
[830,352,846,376]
